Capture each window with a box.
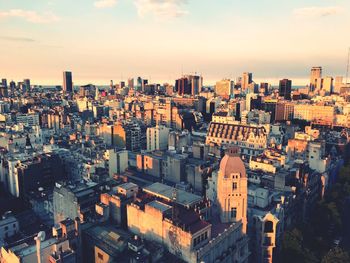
[264,221,274,233]
[97,252,104,260]
[232,182,238,190]
[231,207,237,219]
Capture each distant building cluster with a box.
[0,67,349,263]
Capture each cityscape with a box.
[1,1,350,263]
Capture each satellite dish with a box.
[35,231,46,242]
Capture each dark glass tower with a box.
[63,71,73,93]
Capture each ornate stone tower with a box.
[217,147,248,233]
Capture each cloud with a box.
[293,6,342,18]
[94,0,118,8]
[134,0,189,19]
[0,9,60,23]
[0,36,36,42]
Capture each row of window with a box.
[193,231,208,247]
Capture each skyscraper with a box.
[1,79,7,88]
[175,74,202,96]
[0,79,8,97]
[260,82,269,95]
[23,79,31,93]
[175,77,190,95]
[142,79,148,91]
[63,71,73,93]
[128,78,134,89]
[215,79,233,98]
[279,79,292,100]
[334,76,343,94]
[136,77,142,91]
[9,81,16,95]
[310,67,322,92]
[242,72,253,91]
[188,74,203,95]
[322,76,333,94]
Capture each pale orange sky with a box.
[1,0,350,86]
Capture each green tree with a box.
[322,247,350,263]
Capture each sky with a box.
[0,0,350,86]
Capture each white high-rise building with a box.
[109,149,128,177]
[146,125,170,152]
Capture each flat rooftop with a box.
[12,238,57,257]
[143,182,202,208]
[146,200,171,213]
[84,225,131,254]
[117,182,138,191]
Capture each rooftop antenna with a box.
[346,47,350,84]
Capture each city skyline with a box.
[1,0,350,85]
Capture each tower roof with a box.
[219,147,246,178]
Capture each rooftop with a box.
[146,200,172,213]
[84,225,131,254]
[12,237,57,257]
[143,182,202,208]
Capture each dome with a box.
[219,148,246,178]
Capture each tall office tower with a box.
[334,76,343,94]
[310,66,322,92]
[217,147,247,233]
[9,80,16,95]
[128,78,134,89]
[322,76,334,94]
[164,83,174,96]
[187,74,203,95]
[1,78,7,88]
[63,71,73,93]
[215,79,233,98]
[252,83,259,94]
[1,79,8,97]
[18,82,25,93]
[0,85,8,98]
[142,79,148,91]
[175,77,191,95]
[260,82,269,95]
[23,79,31,92]
[136,77,142,91]
[175,75,202,96]
[241,72,253,91]
[279,79,292,100]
